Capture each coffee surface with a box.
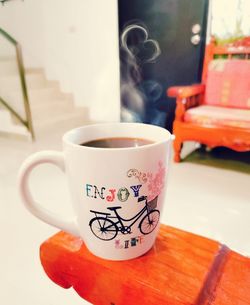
[80,137,154,148]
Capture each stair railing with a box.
[0,28,35,140]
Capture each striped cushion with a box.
[184,105,250,129]
[205,59,250,109]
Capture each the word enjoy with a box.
[85,184,142,203]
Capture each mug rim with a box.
[63,122,173,151]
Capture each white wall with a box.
[0,0,120,122]
[0,0,44,66]
[211,0,250,38]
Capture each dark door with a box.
[119,0,209,131]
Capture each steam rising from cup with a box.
[120,23,161,123]
[121,24,161,64]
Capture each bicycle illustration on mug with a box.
[89,195,160,241]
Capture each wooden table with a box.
[40,225,250,305]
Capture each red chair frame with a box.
[167,37,250,162]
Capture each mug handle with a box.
[18,151,80,236]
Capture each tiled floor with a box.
[1,126,249,305]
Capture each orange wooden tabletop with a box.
[40,225,250,305]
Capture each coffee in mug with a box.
[80,137,154,148]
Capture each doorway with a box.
[118,0,209,131]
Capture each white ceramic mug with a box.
[18,123,172,260]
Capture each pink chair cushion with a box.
[184,105,250,129]
[205,59,250,109]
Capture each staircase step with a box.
[34,107,87,125]
[29,86,61,100]
[0,58,44,76]
[34,108,89,132]
[31,99,75,120]
[29,89,72,104]
[0,57,18,75]
[0,62,89,140]
[0,105,90,139]
[25,68,44,74]
[0,106,88,138]
[0,73,59,91]
[0,108,29,136]
[0,87,74,125]
[4,86,63,105]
